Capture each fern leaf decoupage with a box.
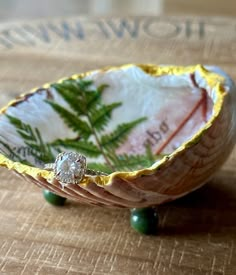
[5,78,156,173]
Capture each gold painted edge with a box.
[0,64,227,186]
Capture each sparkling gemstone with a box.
[54,152,86,185]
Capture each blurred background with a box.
[0,0,235,21]
[0,0,235,104]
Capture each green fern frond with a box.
[101,117,147,150]
[50,138,101,157]
[90,102,122,131]
[6,78,150,172]
[45,100,92,139]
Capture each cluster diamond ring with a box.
[44,152,107,185]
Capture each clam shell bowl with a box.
[0,64,236,208]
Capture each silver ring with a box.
[44,152,107,186]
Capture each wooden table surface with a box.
[0,14,236,275]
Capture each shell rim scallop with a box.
[0,64,226,187]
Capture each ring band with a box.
[44,152,107,186]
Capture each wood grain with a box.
[0,16,236,274]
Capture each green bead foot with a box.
[43,189,67,206]
[130,207,159,235]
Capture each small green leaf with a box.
[86,85,108,110]
[51,84,84,116]
[17,130,33,141]
[97,84,109,93]
[53,81,78,95]
[76,79,93,89]
[85,91,102,110]
[6,115,24,129]
[90,102,122,131]
[101,117,147,150]
[46,100,92,139]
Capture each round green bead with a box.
[43,189,67,206]
[130,207,159,235]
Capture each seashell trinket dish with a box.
[0,64,235,233]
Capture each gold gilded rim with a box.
[0,64,226,186]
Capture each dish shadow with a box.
[157,169,236,236]
[60,169,236,237]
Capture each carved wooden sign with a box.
[0,17,235,64]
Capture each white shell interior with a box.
[0,66,214,168]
